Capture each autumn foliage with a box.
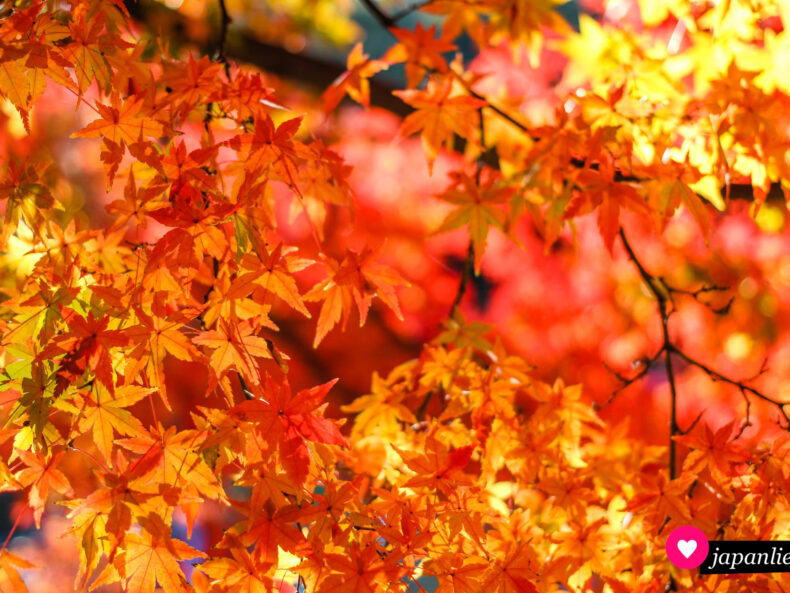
[3,1,790,592]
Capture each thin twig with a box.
[217,0,232,78]
[359,0,396,28]
[619,229,680,480]
[672,347,790,428]
[677,409,705,435]
[447,109,486,319]
[733,394,752,440]
[598,351,661,408]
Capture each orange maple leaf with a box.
[231,376,348,484]
[92,513,205,593]
[71,93,165,145]
[434,170,514,274]
[394,78,486,172]
[384,23,456,88]
[323,42,388,113]
[305,247,408,347]
[14,449,74,528]
[193,317,274,383]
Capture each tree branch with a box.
[216,0,232,77]
[619,229,680,481]
[616,228,786,480]
[359,0,396,29]
[671,347,789,429]
[125,0,411,116]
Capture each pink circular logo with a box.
[666,525,709,569]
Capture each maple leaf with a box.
[392,433,475,495]
[201,269,269,329]
[59,11,117,95]
[323,42,388,113]
[318,542,392,593]
[340,372,417,440]
[483,541,540,593]
[199,541,275,593]
[231,376,348,484]
[224,115,303,187]
[623,471,695,534]
[37,310,129,394]
[383,23,456,88]
[105,170,169,230]
[92,513,205,593]
[238,243,313,318]
[305,247,408,347]
[551,518,616,577]
[394,78,486,172]
[0,159,55,245]
[14,449,74,528]
[0,56,43,132]
[74,383,151,464]
[160,53,224,120]
[434,170,514,274]
[276,479,360,542]
[67,453,158,565]
[427,553,489,593]
[210,70,284,121]
[193,317,274,383]
[71,93,165,145]
[646,173,711,241]
[564,152,651,253]
[99,138,124,187]
[125,303,203,410]
[117,424,224,500]
[225,507,309,564]
[675,421,750,485]
[0,550,35,593]
[155,140,218,191]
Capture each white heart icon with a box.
[677,539,697,558]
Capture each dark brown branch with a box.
[360,0,430,28]
[618,230,710,481]
[125,0,411,116]
[217,0,232,78]
[617,228,787,476]
[359,0,397,29]
[620,228,680,593]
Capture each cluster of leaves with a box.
[2,0,790,593]
[0,0,406,590]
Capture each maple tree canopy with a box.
[2,1,790,592]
